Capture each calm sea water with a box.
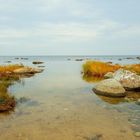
[0,55,140,140]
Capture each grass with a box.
[123,64,140,75]
[0,64,24,81]
[0,79,16,112]
[0,64,23,112]
[0,64,23,73]
[0,64,41,112]
[82,60,140,80]
[83,61,121,77]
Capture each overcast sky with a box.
[0,0,140,55]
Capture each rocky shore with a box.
[93,69,140,98]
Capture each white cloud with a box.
[0,19,120,42]
[0,0,139,55]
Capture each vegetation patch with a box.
[0,64,43,112]
[82,60,140,81]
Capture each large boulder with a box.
[93,79,126,97]
[113,69,140,90]
[13,67,43,74]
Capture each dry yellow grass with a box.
[123,64,140,75]
[83,60,140,78]
[83,61,121,77]
[0,64,23,73]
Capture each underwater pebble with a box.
[134,132,140,137]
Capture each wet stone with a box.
[134,132,140,137]
[84,134,103,140]
[17,97,30,104]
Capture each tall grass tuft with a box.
[83,60,140,80]
[0,64,23,73]
[83,61,121,78]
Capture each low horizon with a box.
[0,54,139,57]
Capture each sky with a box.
[0,0,140,56]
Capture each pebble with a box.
[134,132,140,137]
[18,133,22,137]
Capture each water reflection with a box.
[82,74,103,83]
[0,79,16,112]
[96,95,125,104]
[82,73,140,105]
[0,73,37,112]
[93,90,140,105]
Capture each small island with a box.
[0,64,43,112]
[83,60,140,101]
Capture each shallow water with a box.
[0,56,140,140]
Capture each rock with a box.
[93,79,126,97]
[5,61,12,63]
[135,99,140,105]
[134,132,140,137]
[32,61,44,64]
[84,134,102,140]
[17,97,30,104]
[124,97,134,102]
[104,72,114,79]
[107,61,113,64]
[113,69,140,90]
[126,57,133,59]
[75,59,83,61]
[37,65,45,68]
[13,67,43,74]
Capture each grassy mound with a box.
[83,60,140,80]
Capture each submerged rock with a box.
[13,67,43,74]
[113,69,140,91]
[5,61,12,63]
[134,132,140,137]
[107,61,113,64]
[75,59,83,61]
[93,79,126,97]
[32,61,44,64]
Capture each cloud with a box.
[0,0,139,55]
[0,19,120,43]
